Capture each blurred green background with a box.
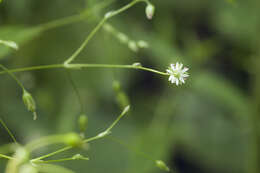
[0,0,260,173]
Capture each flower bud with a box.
[155,160,170,172]
[145,3,155,20]
[64,133,82,147]
[22,90,37,120]
[137,40,149,48]
[128,41,139,52]
[78,114,88,134]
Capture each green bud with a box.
[22,90,37,120]
[113,81,121,92]
[145,3,155,20]
[128,41,139,52]
[117,33,129,43]
[64,133,82,147]
[155,160,170,172]
[78,114,88,134]
[116,92,130,109]
[137,40,149,48]
[0,40,18,50]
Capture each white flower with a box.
[166,62,189,86]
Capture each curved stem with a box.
[0,118,18,144]
[64,0,141,64]
[0,64,25,91]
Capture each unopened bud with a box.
[117,33,129,43]
[128,41,139,52]
[155,160,170,172]
[137,40,149,48]
[0,40,18,50]
[145,3,155,20]
[64,133,82,147]
[22,90,37,120]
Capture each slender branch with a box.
[31,105,131,162]
[0,63,169,76]
[37,0,116,32]
[0,153,14,160]
[0,64,25,91]
[0,118,18,144]
[64,0,142,64]
[33,156,89,164]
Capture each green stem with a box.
[31,105,131,162]
[37,0,116,32]
[33,156,89,164]
[0,63,169,76]
[64,0,141,64]
[0,118,17,144]
[0,64,25,91]
[0,153,14,160]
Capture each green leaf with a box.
[36,164,76,173]
[0,26,42,59]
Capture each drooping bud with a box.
[78,114,88,135]
[145,3,155,20]
[155,160,170,172]
[63,133,83,147]
[22,90,37,120]
[0,40,18,50]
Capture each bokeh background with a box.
[0,0,260,173]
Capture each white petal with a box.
[182,74,189,77]
[182,67,189,72]
[169,75,173,81]
[176,79,179,86]
[180,78,185,83]
[170,64,175,70]
[166,69,172,74]
[179,63,183,69]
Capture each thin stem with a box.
[0,64,25,91]
[0,153,14,160]
[108,136,154,161]
[0,118,18,144]
[64,0,141,64]
[33,156,89,164]
[105,105,130,132]
[70,64,169,76]
[31,105,131,162]
[0,63,169,76]
[65,70,84,113]
[37,0,116,32]
[64,18,107,64]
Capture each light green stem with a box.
[31,105,131,162]
[64,0,142,64]
[0,64,25,91]
[0,118,17,144]
[33,156,89,164]
[0,153,14,160]
[0,63,169,76]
